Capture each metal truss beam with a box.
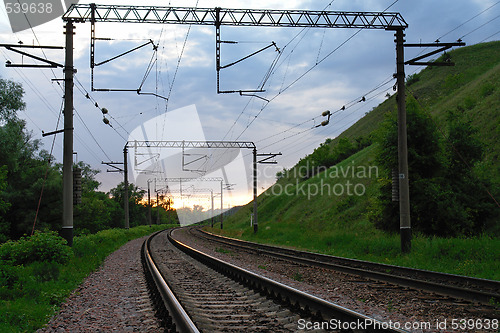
[63,4,407,29]
[167,188,213,194]
[156,177,223,182]
[126,140,256,149]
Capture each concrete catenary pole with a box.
[253,148,258,233]
[147,180,152,226]
[220,180,223,229]
[211,190,214,228]
[395,29,411,253]
[123,146,129,229]
[61,20,74,246]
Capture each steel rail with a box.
[142,231,200,333]
[196,228,500,305]
[167,229,408,333]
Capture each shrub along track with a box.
[142,229,408,332]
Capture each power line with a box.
[460,14,500,39]
[160,0,200,142]
[74,75,134,142]
[32,97,64,235]
[232,0,400,141]
[437,1,500,40]
[13,0,63,95]
[219,0,336,142]
[242,76,394,161]
[408,1,500,75]
[480,29,500,43]
[73,108,112,162]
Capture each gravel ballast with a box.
[37,229,499,332]
[38,236,163,333]
[172,228,499,333]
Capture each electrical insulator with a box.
[102,117,110,125]
[101,107,108,114]
[322,110,331,117]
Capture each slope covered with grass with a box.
[339,41,500,184]
[208,41,500,280]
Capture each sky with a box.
[0,0,498,210]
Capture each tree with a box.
[0,77,65,239]
[73,162,111,235]
[371,95,441,233]
[331,138,356,163]
[0,166,10,242]
[275,167,287,181]
[438,109,496,235]
[74,161,100,193]
[371,96,497,237]
[0,78,25,123]
[109,182,148,227]
[74,191,113,235]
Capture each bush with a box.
[72,236,98,258]
[0,231,73,265]
[31,262,60,282]
[0,264,20,288]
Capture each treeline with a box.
[276,136,372,181]
[0,78,177,242]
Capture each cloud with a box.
[1,0,498,198]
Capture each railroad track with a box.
[142,228,408,332]
[191,227,500,306]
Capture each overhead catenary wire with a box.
[0,43,112,168]
[241,75,395,161]
[1,3,117,167]
[407,1,500,77]
[159,0,200,144]
[74,75,135,142]
[437,1,500,41]
[219,0,336,143]
[460,14,500,40]
[0,8,118,170]
[73,107,112,162]
[231,0,400,142]
[480,29,500,43]
[31,97,64,235]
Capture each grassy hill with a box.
[207,41,500,280]
[338,41,500,183]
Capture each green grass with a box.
[207,144,500,281]
[209,214,500,281]
[0,224,174,332]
